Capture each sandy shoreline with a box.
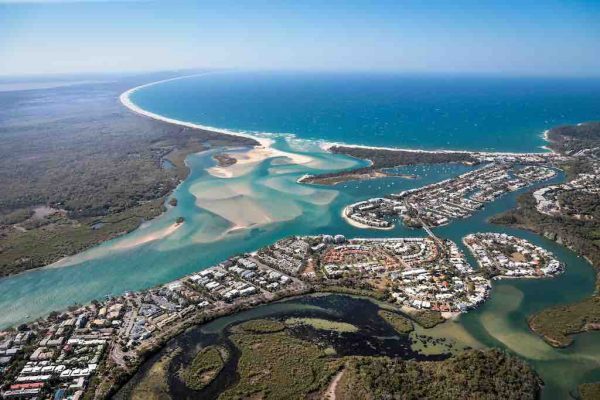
[206,142,314,178]
[321,140,556,156]
[340,207,395,230]
[119,75,270,148]
[121,79,316,179]
[321,128,559,156]
[120,74,566,179]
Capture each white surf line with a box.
[121,74,318,180]
[119,72,273,148]
[319,139,557,156]
[121,73,559,158]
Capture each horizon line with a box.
[3,67,600,81]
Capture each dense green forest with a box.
[303,146,477,184]
[338,349,541,400]
[329,146,478,168]
[0,75,256,276]
[546,121,600,155]
[490,190,600,268]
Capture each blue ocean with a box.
[131,71,600,152]
[2,71,600,399]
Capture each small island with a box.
[180,345,228,390]
[300,167,417,185]
[213,153,238,168]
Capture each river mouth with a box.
[104,137,599,399]
[2,75,599,399]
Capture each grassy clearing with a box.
[236,319,286,334]
[220,322,341,399]
[180,346,227,391]
[377,310,413,334]
[285,317,359,333]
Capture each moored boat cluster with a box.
[344,160,557,230]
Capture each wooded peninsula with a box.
[0,74,256,277]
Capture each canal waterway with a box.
[0,72,598,398]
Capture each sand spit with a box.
[320,133,557,156]
[112,221,184,251]
[206,139,313,178]
[120,75,267,147]
[193,193,303,233]
[195,195,274,229]
[46,221,184,269]
[121,78,317,179]
[190,179,303,232]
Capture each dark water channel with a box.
[116,294,448,399]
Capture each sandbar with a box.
[206,139,314,178]
[113,221,183,250]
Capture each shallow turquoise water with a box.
[1,72,599,398]
[0,143,471,328]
